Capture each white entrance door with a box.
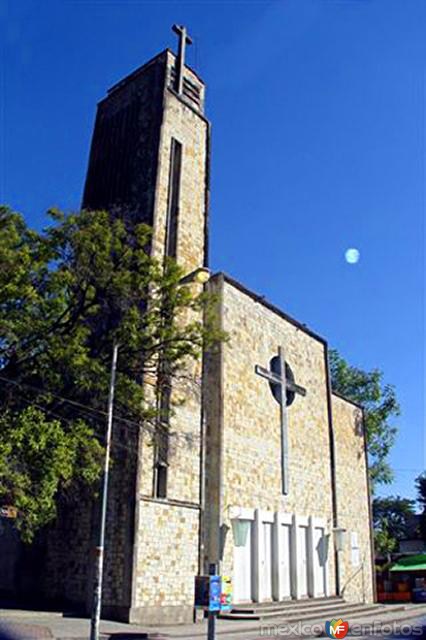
[313,526,327,596]
[297,525,309,597]
[233,520,252,602]
[278,522,292,599]
[260,522,273,601]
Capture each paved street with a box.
[1,607,426,640]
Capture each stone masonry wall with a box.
[44,423,138,619]
[333,394,374,603]
[131,500,199,624]
[150,50,208,275]
[132,53,208,623]
[138,51,208,499]
[205,276,337,596]
[44,498,94,606]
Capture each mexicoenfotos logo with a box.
[325,618,349,639]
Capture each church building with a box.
[43,27,375,625]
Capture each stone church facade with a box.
[41,32,374,625]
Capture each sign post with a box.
[207,565,218,640]
[194,570,233,640]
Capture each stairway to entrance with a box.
[218,596,405,621]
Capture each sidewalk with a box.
[0,608,204,640]
[0,607,205,640]
[1,605,426,640]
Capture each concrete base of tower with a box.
[102,604,196,626]
[128,604,196,625]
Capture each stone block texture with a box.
[204,275,336,592]
[333,394,374,603]
[203,274,374,605]
[130,500,199,624]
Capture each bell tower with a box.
[72,28,211,624]
[83,25,210,272]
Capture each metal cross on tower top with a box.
[172,24,193,95]
[255,346,306,495]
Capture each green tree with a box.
[415,472,426,541]
[0,206,223,541]
[373,495,415,561]
[374,528,398,560]
[329,348,399,489]
[0,407,102,539]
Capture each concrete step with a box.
[223,601,347,620]
[220,601,398,621]
[229,595,343,614]
[262,602,386,620]
[280,603,406,623]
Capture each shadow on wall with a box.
[0,519,21,601]
[316,531,330,567]
[353,408,364,460]
[0,519,47,608]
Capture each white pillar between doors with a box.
[324,524,330,597]
[292,514,309,599]
[253,509,261,603]
[311,516,329,597]
[272,512,280,601]
[273,512,293,601]
[290,514,299,599]
[307,516,315,597]
[253,509,274,602]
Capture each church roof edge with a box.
[211,272,365,412]
[106,48,205,96]
[331,389,364,411]
[211,272,327,347]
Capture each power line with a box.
[2,388,140,457]
[0,374,142,429]
[0,375,201,449]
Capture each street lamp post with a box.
[90,341,119,640]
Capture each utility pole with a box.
[207,563,217,640]
[90,341,119,640]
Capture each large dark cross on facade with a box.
[255,347,306,495]
[172,24,193,95]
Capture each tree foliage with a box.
[415,472,426,541]
[329,348,399,489]
[0,206,223,541]
[374,528,398,559]
[0,407,102,539]
[373,495,416,558]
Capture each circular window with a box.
[269,356,296,407]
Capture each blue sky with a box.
[1,0,424,502]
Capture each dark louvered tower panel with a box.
[82,54,166,225]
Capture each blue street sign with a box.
[208,575,221,612]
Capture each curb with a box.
[0,622,53,639]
